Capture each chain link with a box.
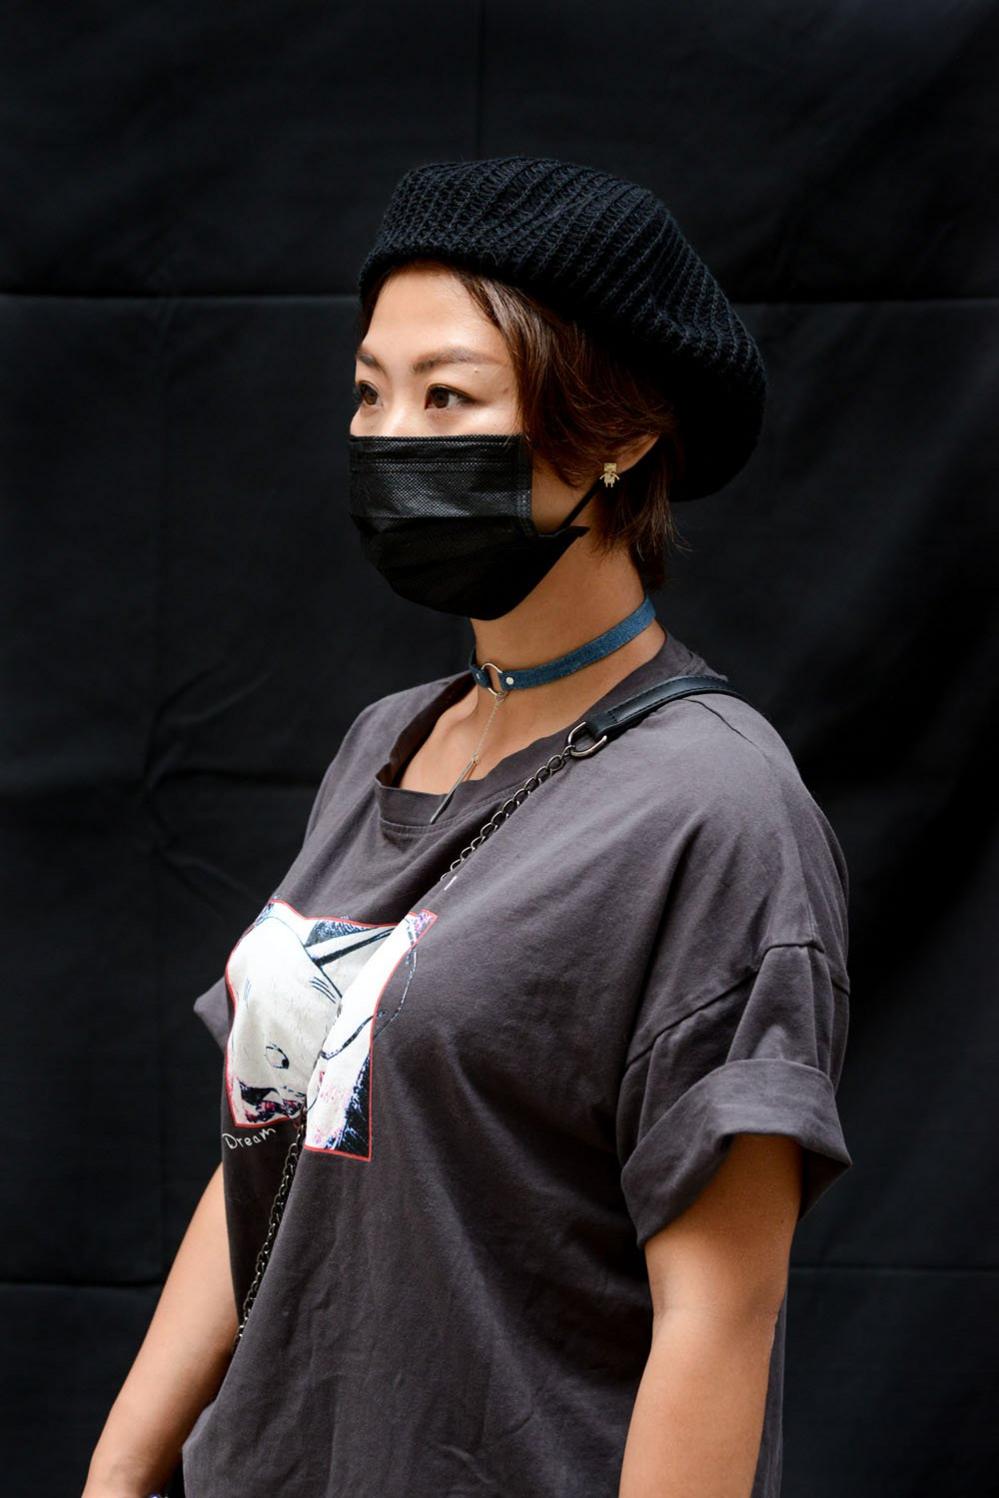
[222,679,741,1357]
[229,721,604,1351]
[231,1107,308,1351]
[437,744,576,881]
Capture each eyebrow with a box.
[355,343,503,376]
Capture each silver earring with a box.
[601,461,620,487]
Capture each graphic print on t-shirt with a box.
[224,898,437,1160]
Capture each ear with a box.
[614,433,660,475]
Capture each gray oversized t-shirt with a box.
[181,626,852,1497]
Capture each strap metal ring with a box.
[565,720,608,758]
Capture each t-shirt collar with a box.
[373,630,698,832]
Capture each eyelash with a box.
[351,381,473,410]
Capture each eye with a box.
[427,385,472,410]
[351,381,473,411]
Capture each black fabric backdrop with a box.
[2,3,997,1495]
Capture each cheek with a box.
[530,462,573,531]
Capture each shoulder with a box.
[302,668,463,836]
[340,669,463,749]
[621,685,850,977]
[635,685,835,845]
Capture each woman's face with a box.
[350,263,577,530]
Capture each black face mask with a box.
[347,432,604,620]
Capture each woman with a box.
[85,156,852,1498]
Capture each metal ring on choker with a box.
[467,594,656,691]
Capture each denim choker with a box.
[467,594,656,691]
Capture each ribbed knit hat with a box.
[356,155,767,501]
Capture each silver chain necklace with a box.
[426,667,510,826]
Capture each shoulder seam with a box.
[685,696,828,951]
[688,693,783,757]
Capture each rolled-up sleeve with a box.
[616,941,852,1247]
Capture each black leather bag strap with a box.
[440,672,749,883]
[575,673,747,751]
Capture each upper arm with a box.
[615,730,852,1258]
[643,1131,804,1324]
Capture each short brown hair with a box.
[357,259,688,590]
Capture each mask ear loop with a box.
[552,464,618,532]
[429,461,621,825]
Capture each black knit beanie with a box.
[356,155,767,501]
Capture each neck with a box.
[465,543,667,733]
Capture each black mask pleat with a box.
[348,433,602,620]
